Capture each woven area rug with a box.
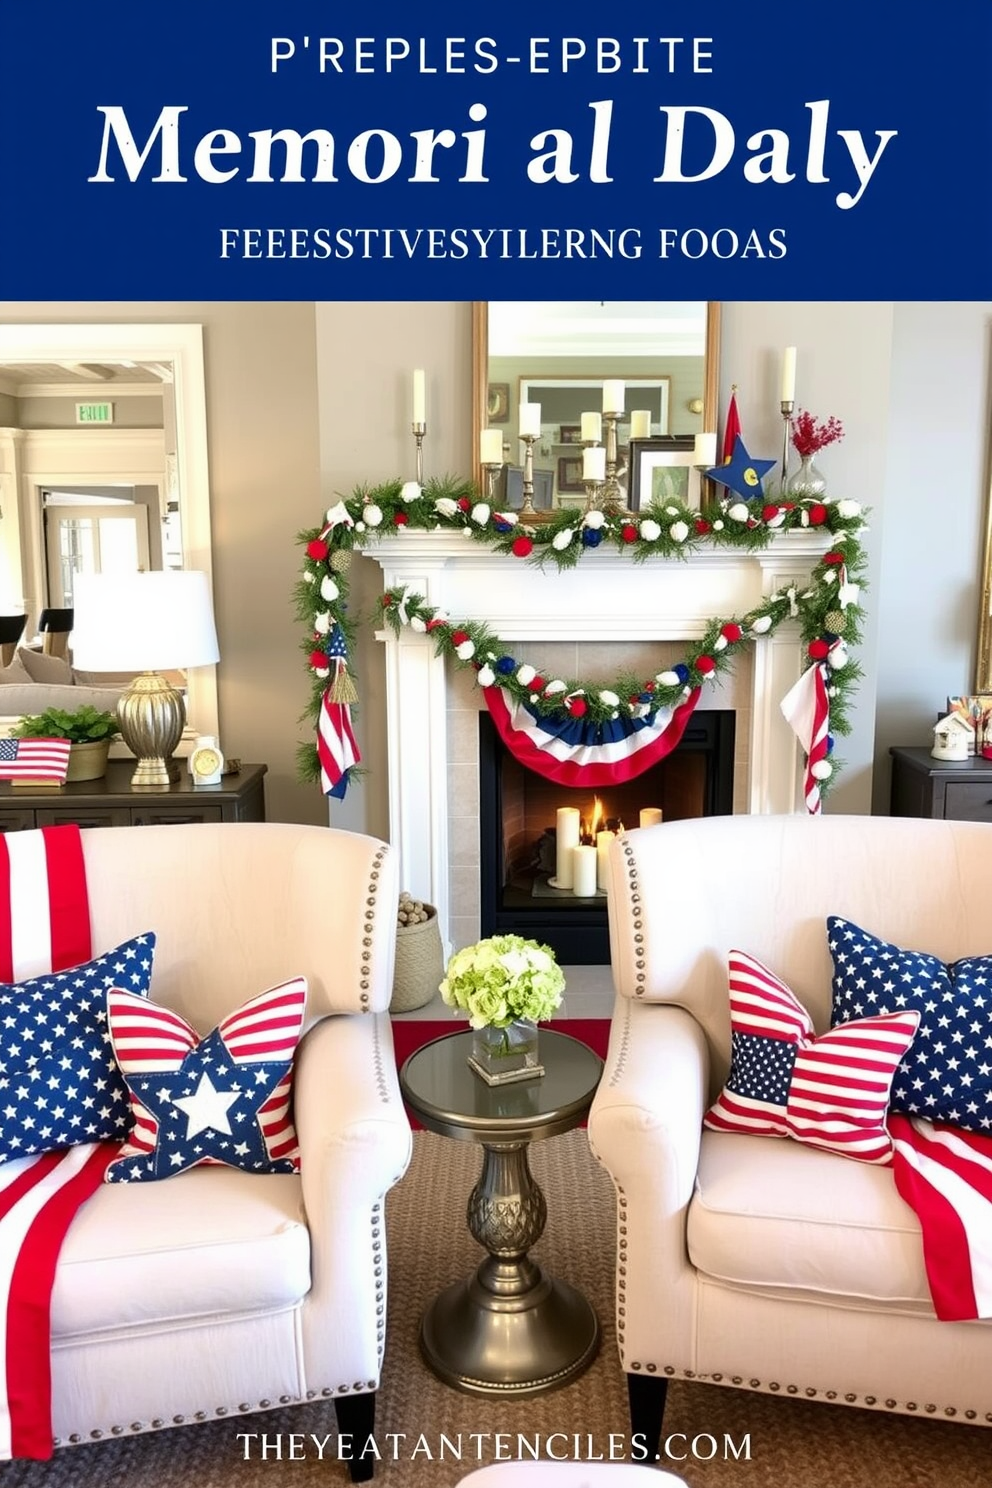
[4,1130,991,1487]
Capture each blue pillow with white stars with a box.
[104,976,307,1183]
[828,915,992,1133]
[0,932,156,1163]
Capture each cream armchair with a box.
[48,822,412,1481]
[589,814,992,1454]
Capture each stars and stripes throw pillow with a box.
[104,976,308,1182]
[828,916,992,1133]
[0,931,156,1164]
[704,949,920,1165]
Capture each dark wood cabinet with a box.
[0,761,266,832]
[889,746,992,823]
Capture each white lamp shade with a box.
[72,570,220,672]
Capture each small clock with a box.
[189,734,224,787]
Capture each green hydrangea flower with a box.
[439,934,565,1029]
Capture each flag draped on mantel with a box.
[484,686,701,787]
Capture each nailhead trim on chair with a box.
[620,841,647,997]
[359,846,390,1011]
[622,1363,992,1425]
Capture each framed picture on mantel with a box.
[628,436,700,511]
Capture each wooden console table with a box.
[0,761,267,832]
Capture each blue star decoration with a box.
[111,1028,297,1181]
[705,435,777,501]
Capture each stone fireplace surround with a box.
[368,530,830,957]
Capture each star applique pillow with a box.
[104,976,308,1182]
[704,949,920,1165]
[0,931,156,1164]
[828,916,992,1133]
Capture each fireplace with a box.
[478,709,735,963]
[366,529,831,961]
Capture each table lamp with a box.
[71,570,220,789]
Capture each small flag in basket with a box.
[0,736,71,786]
[317,627,361,799]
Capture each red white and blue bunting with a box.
[295,475,867,807]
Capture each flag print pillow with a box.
[105,976,308,1182]
[828,916,992,1134]
[704,949,920,1165]
[0,932,156,1164]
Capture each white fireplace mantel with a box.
[364,530,831,949]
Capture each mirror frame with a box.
[472,301,721,491]
[0,321,218,739]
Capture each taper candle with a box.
[412,368,426,424]
[602,379,625,414]
[581,411,603,442]
[781,347,797,403]
[555,806,581,888]
[480,428,503,464]
[583,445,606,482]
[639,807,663,828]
[519,402,542,438]
[572,844,598,898]
[694,431,717,467]
[629,410,652,440]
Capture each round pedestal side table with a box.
[399,1027,603,1398]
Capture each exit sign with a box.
[75,401,114,424]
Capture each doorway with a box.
[43,486,155,607]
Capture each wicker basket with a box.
[390,905,444,1012]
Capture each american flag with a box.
[0,738,71,784]
[0,827,116,1462]
[704,949,920,1165]
[105,978,307,1181]
[317,626,360,799]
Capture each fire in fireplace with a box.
[478,710,736,964]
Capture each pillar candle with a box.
[629,410,652,440]
[519,402,542,438]
[640,807,663,828]
[582,445,606,482]
[781,347,797,403]
[555,806,581,888]
[412,368,426,424]
[596,830,614,892]
[581,411,602,442]
[480,428,503,464]
[694,431,717,467]
[572,844,598,898]
[602,379,625,414]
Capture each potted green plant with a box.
[13,705,121,782]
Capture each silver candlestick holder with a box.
[412,421,426,484]
[483,461,502,503]
[602,410,621,506]
[518,431,538,520]
[583,478,606,513]
[779,400,794,497]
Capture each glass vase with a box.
[786,453,827,498]
[468,1017,544,1086]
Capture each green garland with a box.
[295,475,867,794]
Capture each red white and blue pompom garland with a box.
[296,475,866,805]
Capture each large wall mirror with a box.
[472,301,720,504]
[0,322,218,737]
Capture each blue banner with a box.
[2,2,989,299]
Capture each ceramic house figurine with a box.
[932,712,972,761]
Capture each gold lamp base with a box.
[117,671,186,790]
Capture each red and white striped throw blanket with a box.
[0,827,115,1460]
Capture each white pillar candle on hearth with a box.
[693,431,717,467]
[555,807,581,888]
[582,445,606,483]
[781,346,797,404]
[412,368,426,424]
[480,428,503,464]
[596,830,614,892]
[519,402,542,438]
[581,411,602,442]
[640,807,663,829]
[602,380,625,415]
[572,844,598,898]
[629,410,652,440]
